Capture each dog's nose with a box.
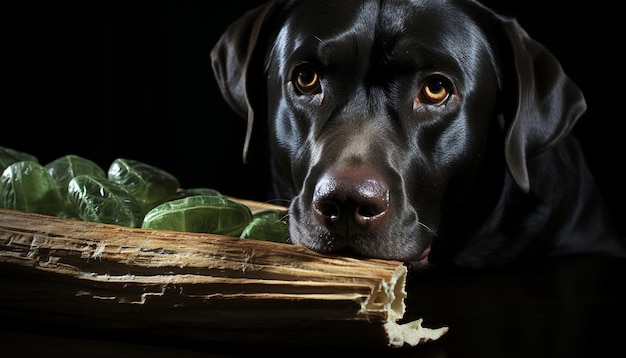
[313,168,389,238]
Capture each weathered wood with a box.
[0,207,447,348]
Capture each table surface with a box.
[2,254,624,358]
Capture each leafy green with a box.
[0,148,290,243]
[107,158,180,215]
[67,175,144,227]
[0,146,38,174]
[45,154,106,196]
[142,195,253,236]
[240,216,289,243]
[0,161,64,216]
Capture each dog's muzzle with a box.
[312,167,390,242]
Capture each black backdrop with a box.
[8,1,623,234]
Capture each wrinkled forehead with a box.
[271,0,489,67]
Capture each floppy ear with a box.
[496,17,587,192]
[210,1,279,163]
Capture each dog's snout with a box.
[313,168,390,238]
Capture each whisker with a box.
[417,221,438,237]
[265,198,291,208]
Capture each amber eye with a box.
[418,75,453,105]
[293,65,321,95]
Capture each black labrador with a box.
[211,0,625,272]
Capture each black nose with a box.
[312,167,389,239]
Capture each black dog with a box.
[211,0,625,271]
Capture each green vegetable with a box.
[67,175,144,227]
[45,154,106,196]
[0,149,289,242]
[0,161,64,216]
[107,158,180,215]
[0,146,38,174]
[142,195,253,236]
[240,216,289,243]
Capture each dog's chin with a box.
[334,245,431,272]
[405,246,431,272]
[289,228,431,271]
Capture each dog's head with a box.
[211,0,586,270]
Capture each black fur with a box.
[211,0,625,271]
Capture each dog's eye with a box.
[293,65,321,95]
[417,75,453,106]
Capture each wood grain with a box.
[0,206,447,348]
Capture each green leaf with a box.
[1,161,64,216]
[0,146,38,174]
[67,175,144,227]
[240,217,289,243]
[45,154,106,197]
[107,158,180,215]
[142,195,253,236]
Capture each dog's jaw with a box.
[407,245,431,271]
[287,191,435,269]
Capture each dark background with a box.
[7,1,623,234]
[4,2,626,357]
